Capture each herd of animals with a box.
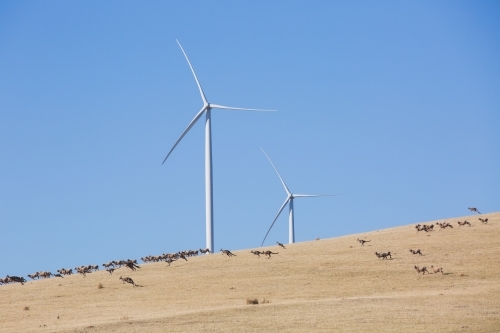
[361,207,488,276]
[0,207,490,287]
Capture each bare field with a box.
[1,212,500,332]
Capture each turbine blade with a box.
[293,193,345,198]
[176,40,208,104]
[261,148,291,195]
[261,197,290,247]
[210,104,276,112]
[162,106,206,164]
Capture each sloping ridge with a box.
[1,212,500,333]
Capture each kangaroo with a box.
[357,238,371,246]
[479,218,488,224]
[250,250,262,258]
[430,265,443,274]
[124,261,141,271]
[468,207,481,214]
[409,249,423,256]
[277,242,286,249]
[262,250,279,259]
[375,251,391,260]
[416,224,434,232]
[220,249,236,257]
[165,257,177,266]
[119,276,137,287]
[7,275,26,285]
[102,262,114,269]
[458,220,471,227]
[414,266,428,275]
[436,222,453,229]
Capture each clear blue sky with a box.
[1,1,499,277]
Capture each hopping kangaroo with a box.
[220,249,236,257]
[250,250,262,258]
[276,242,286,249]
[375,251,391,260]
[357,238,371,246]
[414,266,428,275]
[262,250,279,259]
[409,249,423,256]
[468,207,481,214]
[119,276,138,287]
[458,220,471,227]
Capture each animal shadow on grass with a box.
[443,272,453,276]
[382,256,398,260]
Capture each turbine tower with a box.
[260,149,341,246]
[163,40,274,253]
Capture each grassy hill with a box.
[1,212,499,332]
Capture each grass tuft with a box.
[24,306,29,311]
[98,283,104,289]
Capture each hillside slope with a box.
[1,212,500,332]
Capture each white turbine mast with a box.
[260,148,342,246]
[163,40,274,253]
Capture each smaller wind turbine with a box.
[260,148,342,246]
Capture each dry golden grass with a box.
[1,212,500,332]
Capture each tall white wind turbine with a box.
[261,149,341,246]
[163,40,274,253]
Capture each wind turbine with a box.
[163,40,274,253]
[260,149,341,246]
